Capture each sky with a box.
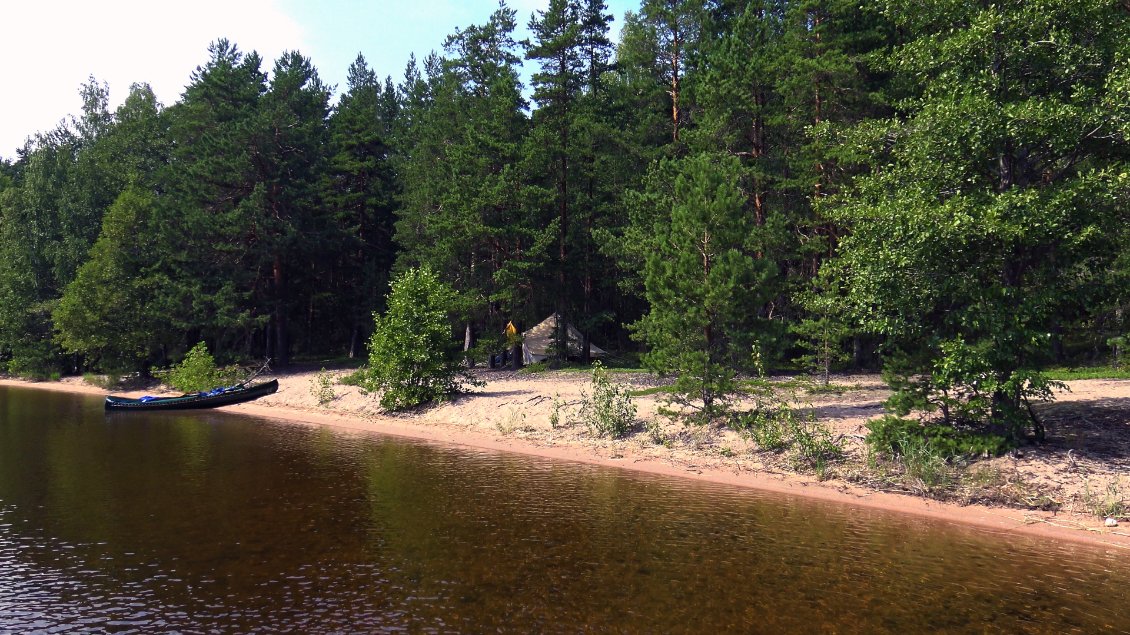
[0,0,638,161]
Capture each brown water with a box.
[1,385,1128,633]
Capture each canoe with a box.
[104,379,279,411]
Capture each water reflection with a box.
[0,385,1127,633]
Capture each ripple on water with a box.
[0,393,1129,633]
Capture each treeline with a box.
[1,0,1128,433]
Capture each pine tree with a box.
[638,0,706,144]
[394,7,537,352]
[325,54,400,358]
[256,50,333,365]
[526,0,585,361]
[632,153,776,420]
[163,39,268,358]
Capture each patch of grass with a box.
[83,372,121,389]
[628,385,675,398]
[1081,477,1127,519]
[803,382,862,395]
[1043,365,1130,381]
[497,408,526,435]
[517,361,549,374]
[339,368,366,386]
[645,418,668,446]
[956,465,1058,510]
[549,394,579,429]
[730,406,844,478]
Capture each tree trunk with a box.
[273,255,289,367]
[670,31,682,142]
[464,323,474,367]
[349,324,360,360]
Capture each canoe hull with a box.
[104,379,279,412]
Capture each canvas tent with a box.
[521,314,606,364]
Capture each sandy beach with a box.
[4,368,1129,550]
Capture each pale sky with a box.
[0,0,637,161]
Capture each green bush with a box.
[731,408,789,452]
[311,368,336,405]
[517,361,549,374]
[339,368,366,386]
[362,267,478,411]
[730,406,843,476]
[580,361,637,438]
[865,415,1010,461]
[162,342,235,393]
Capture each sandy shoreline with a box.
[4,370,1129,550]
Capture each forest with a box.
[1,0,1128,438]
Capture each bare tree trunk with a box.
[349,324,360,360]
[273,255,289,367]
[464,323,474,368]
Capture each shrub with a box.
[311,368,336,405]
[730,405,843,476]
[518,361,549,374]
[549,394,571,429]
[731,408,789,452]
[865,415,1010,461]
[579,361,637,438]
[83,372,122,389]
[362,267,478,411]
[339,368,366,386]
[1081,478,1127,520]
[864,415,1012,492]
[163,342,235,392]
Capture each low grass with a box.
[627,385,677,398]
[1081,477,1127,519]
[1043,365,1130,381]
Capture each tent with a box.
[521,314,606,364]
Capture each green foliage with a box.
[362,267,478,410]
[549,394,568,429]
[791,277,852,385]
[631,153,776,422]
[731,407,790,453]
[311,368,336,405]
[579,361,637,438]
[866,415,1011,462]
[53,186,167,371]
[518,361,550,374]
[325,54,399,345]
[1,2,1128,431]
[1043,366,1130,381]
[83,372,122,389]
[466,332,506,368]
[829,0,1130,440]
[339,368,367,387]
[730,406,844,477]
[394,7,538,338]
[162,342,235,392]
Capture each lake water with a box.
[1,384,1128,633]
